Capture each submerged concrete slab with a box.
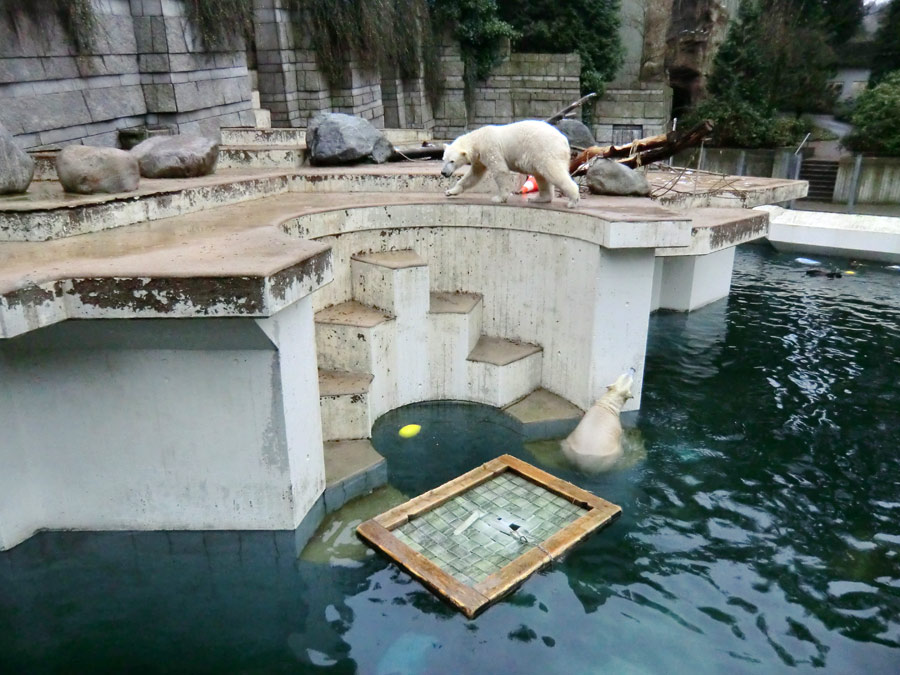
[323,440,388,513]
[504,388,584,440]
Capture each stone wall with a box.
[592,85,671,145]
[0,0,255,150]
[432,38,582,138]
[835,156,900,204]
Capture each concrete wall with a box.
[0,0,254,149]
[834,156,900,204]
[672,147,797,179]
[0,312,325,550]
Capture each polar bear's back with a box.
[495,120,570,173]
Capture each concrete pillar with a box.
[590,248,657,411]
[0,306,326,551]
[653,248,736,312]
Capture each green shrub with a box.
[843,71,900,156]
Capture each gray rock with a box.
[0,121,35,194]
[56,145,140,194]
[131,134,219,178]
[306,113,394,166]
[586,159,652,197]
[554,119,596,149]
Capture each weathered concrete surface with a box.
[56,145,140,195]
[760,205,900,264]
[504,388,584,441]
[649,169,808,208]
[0,194,333,338]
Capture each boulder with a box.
[586,159,652,197]
[554,119,595,150]
[56,145,140,194]
[0,122,35,194]
[131,134,219,178]
[306,113,394,166]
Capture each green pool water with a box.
[2,245,899,673]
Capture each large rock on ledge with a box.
[554,119,596,149]
[586,159,652,197]
[0,122,35,194]
[306,113,394,166]
[56,145,140,194]
[131,134,219,178]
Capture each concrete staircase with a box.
[799,159,839,201]
[316,249,544,508]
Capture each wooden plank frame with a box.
[356,454,622,618]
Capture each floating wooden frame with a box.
[356,454,622,618]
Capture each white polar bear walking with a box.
[561,369,635,473]
[441,120,580,208]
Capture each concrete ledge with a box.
[504,388,584,441]
[649,170,808,209]
[760,205,900,264]
[656,208,769,257]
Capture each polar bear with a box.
[561,369,634,473]
[441,120,580,208]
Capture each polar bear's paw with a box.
[566,197,580,209]
[528,194,552,204]
[445,187,460,197]
[491,194,509,204]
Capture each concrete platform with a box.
[430,291,483,314]
[759,205,900,263]
[648,167,807,209]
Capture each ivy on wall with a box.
[185,0,255,50]
[0,0,97,54]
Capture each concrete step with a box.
[350,250,429,405]
[220,127,432,147]
[319,369,374,442]
[323,439,387,513]
[428,291,484,400]
[218,144,306,169]
[314,301,394,373]
[220,127,306,146]
[253,108,272,129]
[351,250,429,315]
[252,90,261,109]
[466,335,543,407]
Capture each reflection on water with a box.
[2,245,899,673]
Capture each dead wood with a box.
[545,93,597,125]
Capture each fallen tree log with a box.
[388,143,445,162]
[545,93,597,125]
[570,119,713,173]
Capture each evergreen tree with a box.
[496,0,623,95]
[871,0,900,85]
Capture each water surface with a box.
[2,245,899,673]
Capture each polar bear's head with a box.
[599,369,634,410]
[441,142,470,177]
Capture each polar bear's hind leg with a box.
[545,164,580,209]
[528,174,553,204]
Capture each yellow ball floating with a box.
[845,270,856,275]
[398,424,422,439]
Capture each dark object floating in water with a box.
[805,269,842,278]
[356,454,620,618]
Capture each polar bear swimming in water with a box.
[561,369,635,473]
[441,120,580,208]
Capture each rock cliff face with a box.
[665,0,739,115]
